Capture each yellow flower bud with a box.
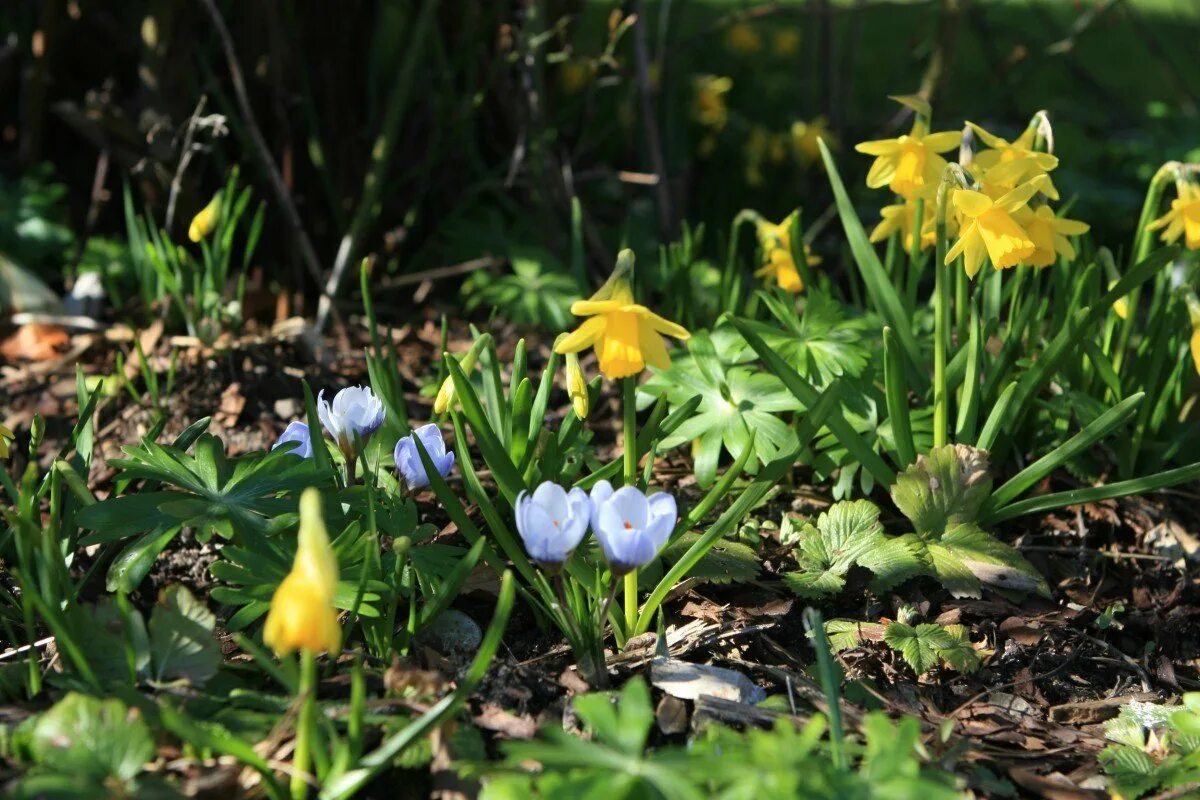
[433,338,484,415]
[566,352,589,419]
[0,423,13,459]
[1110,281,1129,321]
[188,194,221,243]
[263,488,341,656]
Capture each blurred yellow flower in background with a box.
[188,193,220,242]
[791,117,834,165]
[263,489,341,656]
[560,58,594,94]
[944,178,1045,277]
[692,75,732,132]
[1146,182,1200,250]
[772,29,802,57]
[725,22,762,55]
[1016,205,1090,267]
[556,273,690,380]
[856,122,961,198]
[755,213,819,293]
[870,199,938,252]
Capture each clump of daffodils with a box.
[858,102,1089,276]
[755,212,820,294]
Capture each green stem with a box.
[933,178,952,448]
[1114,163,1176,375]
[620,376,639,633]
[291,651,317,799]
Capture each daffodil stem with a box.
[621,377,639,633]
[1114,163,1175,375]
[291,650,317,800]
[933,179,951,448]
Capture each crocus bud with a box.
[317,386,386,458]
[565,353,589,419]
[263,488,341,656]
[433,337,486,415]
[515,482,591,569]
[188,193,221,242]
[588,480,677,575]
[271,421,313,458]
[394,423,456,490]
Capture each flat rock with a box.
[650,657,765,704]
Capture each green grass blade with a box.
[883,327,916,467]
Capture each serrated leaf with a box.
[823,619,883,653]
[660,533,760,584]
[891,444,992,535]
[24,693,154,782]
[1098,745,1165,800]
[883,622,955,675]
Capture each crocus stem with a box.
[554,572,583,645]
[597,578,620,635]
[933,175,952,449]
[620,377,638,633]
[291,651,317,800]
[345,453,357,488]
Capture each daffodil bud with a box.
[263,488,341,656]
[565,352,589,419]
[1109,281,1130,320]
[188,193,221,243]
[0,423,13,460]
[1188,293,1200,376]
[433,338,485,415]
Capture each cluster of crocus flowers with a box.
[555,270,690,380]
[263,488,341,656]
[394,424,456,490]
[515,480,677,576]
[1147,180,1200,251]
[755,213,820,294]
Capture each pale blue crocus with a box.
[394,423,455,489]
[272,421,313,458]
[515,482,591,569]
[589,480,677,575]
[317,386,385,456]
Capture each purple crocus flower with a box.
[589,480,677,574]
[394,423,455,489]
[515,482,591,569]
[317,386,385,456]
[272,421,313,458]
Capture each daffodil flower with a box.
[869,198,940,252]
[515,482,591,570]
[755,214,820,294]
[856,122,962,198]
[1110,280,1130,321]
[967,121,1060,197]
[188,193,221,243]
[1146,182,1200,251]
[263,489,341,656]
[725,22,763,55]
[0,423,14,460]
[272,421,313,458]
[1016,205,1090,267]
[944,178,1044,277]
[317,386,386,459]
[691,75,732,132]
[588,481,677,575]
[394,423,455,489]
[555,276,690,381]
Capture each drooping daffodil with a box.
[944,177,1046,278]
[1016,205,1090,267]
[588,481,677,575]
[272,421,313,458]
[856,121,962,198]
[1146,181,1200,251]
[188,193,221,243]
[263,488,341,656]
[967,120,1060,197]
[555,263,690,381]
[515,482,591,570]
[317,386,385,459]
[755,213,820,294]
[394,423,456,490]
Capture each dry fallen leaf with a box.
[0,323,69,361]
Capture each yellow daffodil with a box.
[433,337,486,415]
[692,75,732,132]
[856,122,962,198]
[755,214,820,293]
[0,423,13,459]
[1146,181,1200,250]
[772,29,801,57]
[944,179,1044,278]
[565,352,589,419]
[1192,327,1200,376]
[725,22,762,55]
[1016,205,1090,267]
[1189,295,1200,375]
[967,121,1059,197]
[263,488,341,656]
[555,271,690,380]
[187,193,220,243]
[791,117,833,165]
[1110,281,1130,320]
[869,198,939,252]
